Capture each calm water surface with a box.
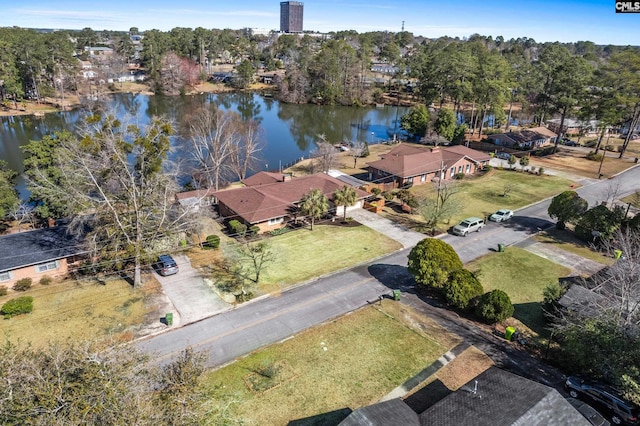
[0,93,408,197]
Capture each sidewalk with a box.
[515,240,606,277]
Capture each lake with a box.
[0,92,409,197]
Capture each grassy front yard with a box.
[533,228,614,266]
[189,223,404,295]
[382,170,575,233]
[201,301,459,425]
[0,276,159,347]
[467,247,571,334]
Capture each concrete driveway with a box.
[349,208,426,248]
[154,254,230,325]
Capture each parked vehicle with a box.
[452,217,485,236]
[567,398,611,426]
[156,254,179,276]
[565,376,639,425]
[489,209,514,222]
[495,151,511,160]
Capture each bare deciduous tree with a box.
[312,135,338,173]
[33,114,196,288]
[228,118,264,181]
[419,178,462,232]
[185,105,239,191]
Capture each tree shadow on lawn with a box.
[513,302,548,337]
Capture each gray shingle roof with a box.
[0,227,85,273]
[419,367,590,426]
[339,398,419,426]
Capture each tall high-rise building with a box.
[280,1,304,33]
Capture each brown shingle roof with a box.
[242,171,288,187]
[214,173,369,224]
[493,127,558,145]
[367,144,491,178]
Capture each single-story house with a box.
[490,126,558,149]
[0,227,86,287]
[545,118,602,136]
[366,144,492,189]
[335,367,589,426]
[213,172,369,233]
[175,188,217,211]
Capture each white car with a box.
[489,209,513,222]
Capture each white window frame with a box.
[268,217,284,226]
[35,260,59,273]
[0,271,12,282]
[407,176,413,183]
[450,167,455,178]
[466,164,471,173]
[421,174,426,182]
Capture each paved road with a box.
[137,165,640,368]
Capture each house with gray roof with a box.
[0,227,86,287]
[331,367,589,426]
[489,126,558,149]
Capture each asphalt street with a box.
[136,164,640,369]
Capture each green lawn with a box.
[533,228,614,266]
[467,247,571,334]
[257,224,403,292]
[201,301,458,425]
[387,170,575,233]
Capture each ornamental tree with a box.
[548,190,588,230]
[407,238,463,289]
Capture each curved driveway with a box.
[137,165,640,368]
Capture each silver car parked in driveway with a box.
[452,217,485,236]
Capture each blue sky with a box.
[1,0,637,45]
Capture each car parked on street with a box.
[567,398,611,426]
[489,209,514,222]
[565,376,639,425]
[156,254,179,276]
[452,217,485,236]
[495,151,511,160]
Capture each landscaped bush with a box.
[248,225,260,236]
[269,227,291,236]
[39,276,53,286]
[483,164,493,172]
[454,172,465,180]
[538,167,545,175]
[475,289,514,324]
[204,235,221,250]
[1,296,34,318]
[383,191,395,201]
[543,281,567,306]
[12,278,32,292]
[443,269,484,310]
[0,286,7,296]
[371,187,382,196]
[586,151,604,162]
[582,139,597,148]
[228,220,247,237]
[408,239,463,289]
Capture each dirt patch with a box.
[431,346,494,391]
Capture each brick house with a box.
[490,126,558,149]
[366,144,491,189]
[213,172,369,233]
[0,227,86,288]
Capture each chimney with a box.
[48,217,55,228]
[430,146,441,153]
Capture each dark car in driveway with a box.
[156,254,179,276]
[567,397,611,426]
[565,376,639,425]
